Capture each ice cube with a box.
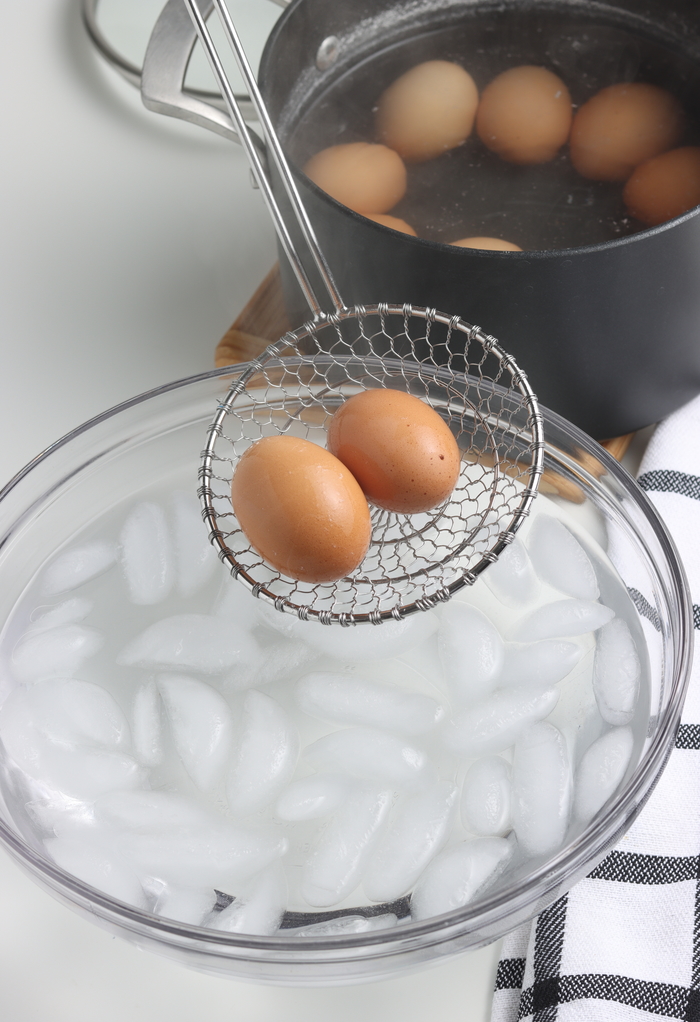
[54,749,144,800]
[275,774,350,822]
[556,704,606,774]
[46,678,131,748]
[460,757,512,836]
[410,837,513,920]
[118,825,287,890]
[170,490,217,598]
[296,672,443,735]
[1,678,130,751]
[214,577,264,632]
[11,625,103,682]
[512,722,572,856]
[363,780,458,902]
[26,598,93,635]
[509,600,615,642]
[41,541,117,596]
[132,680,163,766]
[46,834,148,908]
[98,792,288,888]
[0,690,41,772]
[301,787,392,907]
[94,790,216,832]
[9,735,143,800]
[574,726,634,822]
[223,638,318,692]
[287,913,398,937]
[117,613,259,674]
[157,674,234,791]
[227,691,299,816]
[593,619,641,725]
[547,647,605,766]
[483,538,539,608]
[441,687,559,757]
[0,681,143,799]
[210,863,287,935]
[26,791,95,836]
[259,603,439,662]
[257,640,320,686]
[304,727,430,791]
[154,885,218,926]
[95,791,284,907]
[527,515,599,600]
[437,604,504,705]
[499,640,583,690]
[119,502,174,605]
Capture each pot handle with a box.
[82,0,289,143]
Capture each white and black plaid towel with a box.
[491,394,700,1022]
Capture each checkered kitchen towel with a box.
[492,394,700,1022]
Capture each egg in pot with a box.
[375,60,479,163]
[230,435,372,583]
[303,142,407,214]
[366,213,417,236]
[476,66,572,164]
[327,389,461,514]
[623,146,700,226]
[569,83,685,182]
[451,236,522,251]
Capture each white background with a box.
[0,3,500,1018]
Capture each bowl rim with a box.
[0,363,693,954]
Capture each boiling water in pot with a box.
[285,8,700,250]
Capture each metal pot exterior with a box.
[260,0,700,439]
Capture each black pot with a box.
[258,0,700,439]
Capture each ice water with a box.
[0,475,648,936]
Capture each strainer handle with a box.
[179,0,346,319]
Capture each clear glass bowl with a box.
[0,366,692,985]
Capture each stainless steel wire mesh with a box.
[199,304,544,624]
[180,0,544,625]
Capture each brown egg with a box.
[327,389,461,514]
[623,147,700,226]
[230,435,372,583]
[375,60,479,163]
[365,213,417,236]
[476,66,572,164]
[303,143,407,214]
[451,236,522,251]
[569,83,685,182]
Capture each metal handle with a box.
[182,0,345,316]
[81,0,290,140]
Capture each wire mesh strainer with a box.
[186,0,544,624]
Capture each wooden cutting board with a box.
[216,264,291,368]
[215,264,635,468]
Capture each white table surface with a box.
[0,3,501,1018]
